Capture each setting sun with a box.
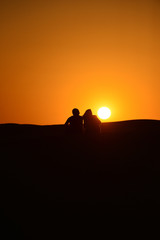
[97,107,111,120]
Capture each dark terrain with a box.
[0,120,160,238]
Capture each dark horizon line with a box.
[0,118,160,127]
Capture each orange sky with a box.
[0,0,160,124]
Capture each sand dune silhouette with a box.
[0,119,160,238]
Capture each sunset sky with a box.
[0,0,160,124]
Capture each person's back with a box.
[83,109,101,136]
[65,108,83,135]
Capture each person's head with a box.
[72,108,80,116]
[83,109,92,118]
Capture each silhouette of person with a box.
[65,108,83,135]
[83,109,101,137]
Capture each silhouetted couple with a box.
[65,108,101,137]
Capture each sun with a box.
[97,107,111,120]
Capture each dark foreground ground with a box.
[0,120,160,238]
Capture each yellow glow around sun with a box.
[97,107,111,120]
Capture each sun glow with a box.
[97,107,111,120]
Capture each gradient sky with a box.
[0,0,160,124]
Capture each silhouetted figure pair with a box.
[65,108,101,137]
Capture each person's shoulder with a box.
[67,116,73,121]
[93,115,101,123]
[93,115,98,119]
